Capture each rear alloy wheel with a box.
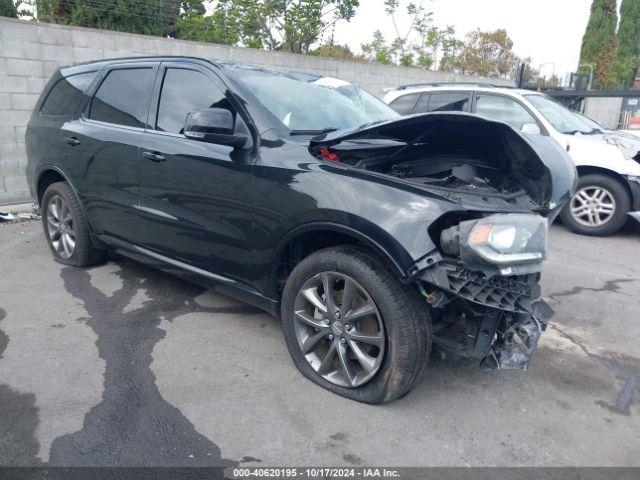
[281,246,431,404]
[42,182,107,266]
[46,194,76,259]
[560,174,631,236]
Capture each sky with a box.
[331,0,606,81]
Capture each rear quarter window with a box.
[388,93,420,115]
[40,72,96,116]
[415,92,470,113]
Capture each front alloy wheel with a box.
[293,272,385,388]
[281,246,431,404]
[570,186,616,227]
[560,173,631,236]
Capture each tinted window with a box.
[389,93,420,115]
[89,68,154,128]
[415,92,470,113]
[476,94,537,130]
[40,72,96,116]
[156,68,228,134]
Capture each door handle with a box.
[63,136,80,146]
[142,151,166,163]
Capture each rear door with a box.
[27,69,97,197]
[135,61,256,282]
[63,61,158,242]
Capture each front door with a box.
[136,62,256,283]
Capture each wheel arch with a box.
[575,165,633,201]
[270,222,412,301]
[36,166,73,206]
[36,165,100,239]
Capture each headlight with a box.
[468,215,547,263]
[440,214,548,275]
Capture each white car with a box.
[573,111,640,162]
[383,84,640,236]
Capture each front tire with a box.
[560,174,630,236]
[281,246,431,404]
[41,182,107,266]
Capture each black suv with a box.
[26,57,575,403]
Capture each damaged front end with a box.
[419,212,555,369]
[310,112,576,370]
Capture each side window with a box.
[421,92,470,112]
[89,68,154,128]
[156,68,230,134]
[475,94,537,131]
[388,93,420,115]
[413,94,430,113]
[40,72,96,116]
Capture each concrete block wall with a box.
[0,17,511,205]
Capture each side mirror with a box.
[184,108,248,148]
[521,123,541,135]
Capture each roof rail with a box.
[395,81,511,90]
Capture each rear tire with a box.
[41,182,107,266]
[560,173,630,236]
[281,246,431,404]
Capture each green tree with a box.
[0,0,18,17]
[578,0,618,88]
[361,3,464,70]
[174,8,239,44]
[614,0,640,88]
[34,0,180,37]
[361,30,392,64]
[381,0,434,67]
[309,42,358,60]
[437,27,464,72]
[181,0,205,15]
[209,0,359,54]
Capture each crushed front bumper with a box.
[419,262,553,369]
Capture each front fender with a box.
[271,218,421,281]
[568,135,640,176]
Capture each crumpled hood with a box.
[310,112,576,210]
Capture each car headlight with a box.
[440,214,548,275]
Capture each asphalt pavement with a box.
[0,218,639,467]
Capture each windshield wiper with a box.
[289,128,339,136]
[562,129,589,135]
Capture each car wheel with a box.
[560,173,631,236]
[41,182,107,266]
[281,245,431,404]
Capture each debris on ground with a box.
[0,212,16,222]
[0,203,39,224]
